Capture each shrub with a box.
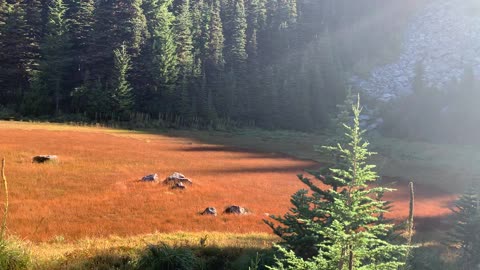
[135,244,202,270]
[0,240,31,270]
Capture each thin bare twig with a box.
[1,158,9,240]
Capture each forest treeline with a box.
[0,0,414,130]
[382,64,480,144]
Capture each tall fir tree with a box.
[66,0,95,86]
[199,0,223,118]
[229,0,248,69]
[229,0,248,118]
[267,99,408,269]
[447,182,480,270]
[0,3,30,106]
[111,44,134,116]
[0,0,11,103]
[21,0,45,74]
[173,0,194,116]
[35,0,71,114]
[91,0,147,84]
[174,0,193,77]
[143,0,178,114]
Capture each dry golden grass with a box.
[27,231,277,268]
[0,121,455,243]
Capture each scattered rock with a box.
[224,205,247,215]
[201,207,217,216]
[32,155,58,163]
[141,174,159,182]
[172,182,186,190]
[164,172,192,185]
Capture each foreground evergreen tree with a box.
[266,99,408,270]
[447,182,480,270]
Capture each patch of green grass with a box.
[0,239,32,270]
[166,128,477,193]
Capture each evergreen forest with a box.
[0,0,413,130]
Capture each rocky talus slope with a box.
[353,0,480,99]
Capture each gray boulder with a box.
[172,182,186,190]
[141,174,159,182]
[32,155,58,163]
[224,205,247,215]
[164,172,192,185]
[202,207,217,216]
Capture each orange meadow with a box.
[0,122,456,242]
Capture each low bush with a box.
[135,244,202,270]
[0,240,31,270]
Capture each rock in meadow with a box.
[201,207,217,216]
[32,155,58,164]
[141,173,159,182]
[164,172,192,185]
[224,205,247,215]
[172,182,186,190]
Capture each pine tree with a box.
[35,0,71,114]
[267,99,408,269]
[111,44,134,116]
[0,0,11,103]
[0,3,30,106]
[91,0,147,83]
[201,0,224,118]
[0,0,8,29]
[174,0,193,78]
[190,0,206,59]
[229,0,248,70]
[447,182,480,270]
[22,0,44,73]
[331,88,357,142]
[173,0,194,116]
[228,0,248,118]
[143,0,178,114]
[206,0,224,70]
[67,0,95,85]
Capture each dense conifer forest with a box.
[0,0,414,130]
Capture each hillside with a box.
[355,0,480,99]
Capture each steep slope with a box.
[353,0,480,99]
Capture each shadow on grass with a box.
[47,245,275,270]
[414,215,453,232]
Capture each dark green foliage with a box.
[267,100,408,269]
[136,244,201,270]
[447,182,480,269]
[173,0,194,117]
[264,187,324,259]
[0,0,409,130]
[66,0,95,87]
[111,44,134,116]
[90,0,147,84]
[382,64,480,144]
[34,0,71,115]
[0,3,30,105]
[0,240,31,270]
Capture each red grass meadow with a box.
[0,123,456,242]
